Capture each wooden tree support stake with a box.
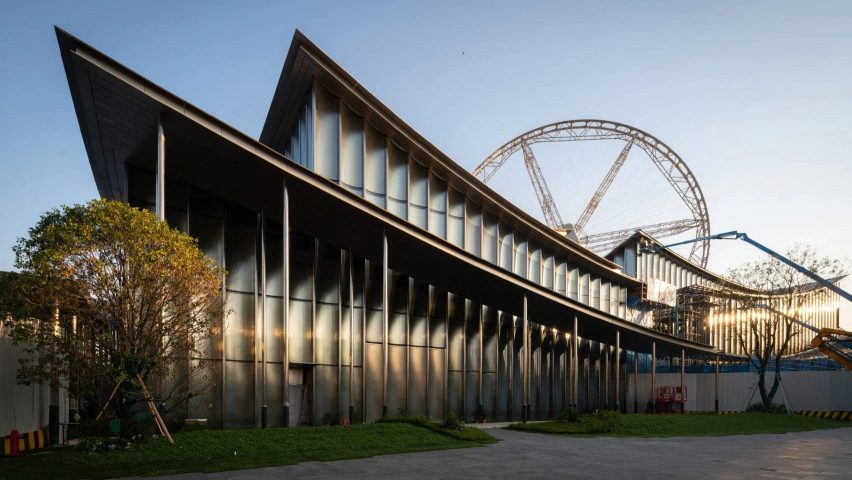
[137,374,174,445]
[94,383,121,422]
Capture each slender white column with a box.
[282,180,290,426]
[615,330,620,412]
[651,342,656,414]
[382,231,389,417]
[156,120,165,221]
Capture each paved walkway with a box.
[125,427,852,479]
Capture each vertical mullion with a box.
[349,252,355,422]
[282,181,290,426]
[338,250,344,423]
[382,233,389,418]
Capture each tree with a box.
[726,245,845,409]
[6,199,224,426]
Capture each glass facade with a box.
[64,29,848,434]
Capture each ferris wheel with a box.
[474,119,711,267]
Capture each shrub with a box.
[557,408,580,423]
[581,410,620,433]
[443,411,465,431]
[746,402,787,414]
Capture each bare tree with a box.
[726,245,845,409]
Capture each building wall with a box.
[627,370,852,412]
[282,82,632,322]
[129,166,636,426]
[611,240,841,355]
[0,318,68,436]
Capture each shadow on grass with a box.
[0,421,496,480]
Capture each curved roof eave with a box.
[259,30,636,284]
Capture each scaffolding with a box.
[635,283,718,345]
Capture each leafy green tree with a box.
[726,245,845,409]
[5,199,224,422]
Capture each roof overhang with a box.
[56,27,732,360]
[259,31,639,283]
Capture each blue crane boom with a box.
[648,230,852,304]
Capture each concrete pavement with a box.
[119,426,852,479]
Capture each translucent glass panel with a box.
[482,307,498,374]
[340,105,364,195]
[447,297,465,372]
[514,234,528,278]
[430,290,448,348]
[499,226,513,272]
[224,361,254,428]
[289,95,313,169]
[264,296,284,363]
[448,189,465,248]
[364,125,386,208]
[512,327,523,418]
[408,346,427,416]
[289,234,314,364]
[556,260,566,295]
[364,343,383,422]
[610,284,618,315]
[190,210,223,360]
[314,365,339,424]
[387,143,408,220]
[388,345,407,415]
[428,175,447,239]
[264,227,284,297]
[465,303,481,373]
[365,260,384,343]
[482,213,498,265]
[624,246,637,277]
[315,245,340,365]
[225,219,256,294]
[464,201,482,257]
[428,349,445,419]
[601,281,610,314]
[543,253,554,290]
[409,160,428,229]
[389,273,407,345]
[225,291,255,361]
[262,361,284,426]
[580,271,589,304]
[314,85,339,181]
[569,268,579,300]
[223,210,257,422]
[591,277,600,309]
[529,244,541,284]
[410,282,428,347]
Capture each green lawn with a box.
[0,422,496,479]
[508,412,852,437]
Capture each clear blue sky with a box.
[1,1,850,323]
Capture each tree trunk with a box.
[757,368,770,408]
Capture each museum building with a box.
[55,28,838,429]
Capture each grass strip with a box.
[508,412,852,437]
[0,422,493,479]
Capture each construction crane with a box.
[644,230,852,369]
[646,230,852,304]
[752,303,852,370]
[811,328,852,370]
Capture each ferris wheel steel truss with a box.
[474,119,711,267]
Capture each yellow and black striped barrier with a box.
[799,410,852,421]
[2,429,46,456]
[685,411,739,415]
